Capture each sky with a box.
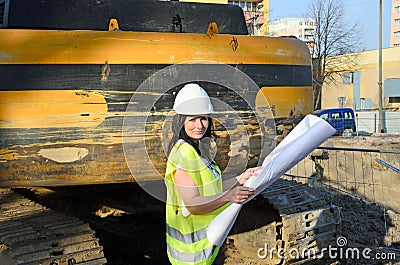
[269,0,392,51]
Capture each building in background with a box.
[178,0,269,36]
[321,47,400,133]
[390,0,400,47]
[228,0,268,36]
[268,18,316,50]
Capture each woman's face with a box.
[184,116,209,140]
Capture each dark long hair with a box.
[167,114,214,162]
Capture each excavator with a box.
[0,0,340,264]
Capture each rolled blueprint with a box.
[207,114,336,246]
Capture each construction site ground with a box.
[2,134,400,265]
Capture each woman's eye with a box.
[188,117,206,122]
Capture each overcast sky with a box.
[269,0,392,51]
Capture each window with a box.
[395,19,400,25]
[305,29,314,35]
[395,6,400,13]
[299,21,302,25]
[343,111,353,119]
[320,113,329,121]
[246,2,252,11]
[394,31,400,38]
[343,72,354,84]
[338,97,346,108]
[359,98,372,110]
[389,97,400,103]
[331,112,342,122]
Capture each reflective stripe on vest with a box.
[167,243,217,263]
[166,223,207,244]
[165,141,224,264]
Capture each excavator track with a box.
[230,179,341,264]
[0,189,107,265]
[261,179,340,264]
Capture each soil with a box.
[11,134,400,265]
[17,186,400,265]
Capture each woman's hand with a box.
[174,168,256,214]
[236,166,263,185]
[225,186,256,203]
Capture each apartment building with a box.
[228,0,268,36]
[391,0,400,47]
[177,0,269,36]
[268,18,316,49]
[321,47,400,133]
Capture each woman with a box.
[165,83,261,265]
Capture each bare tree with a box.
[308,0,362,110]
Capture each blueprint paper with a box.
[207,115,336,246]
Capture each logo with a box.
[257,236,397,262]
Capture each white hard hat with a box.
[173,83,214,115]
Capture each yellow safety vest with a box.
[165,140,228,265]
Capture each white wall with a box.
[355,111,400,134]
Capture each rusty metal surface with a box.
[262,180,340,264]
[0,24,312,187]
[0,189,107,265]
[228,179,341,264]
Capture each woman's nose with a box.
[195,118,204,128]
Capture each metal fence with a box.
[284,145,400,262]
[285,145,400,212]
[355,112,400,134]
